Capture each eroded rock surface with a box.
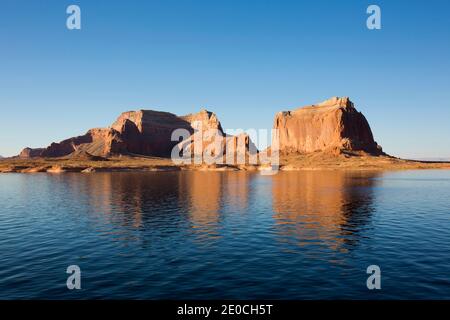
[18,109,251,160]
[274,97,383,155]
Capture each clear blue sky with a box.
[1,0,449,158]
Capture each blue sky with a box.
[1,0,449,158]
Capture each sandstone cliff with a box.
[110,109,225,157]
[18,109,244,160]
[39,128,127,158]
[18,97,382,160]
[274,97,383,155]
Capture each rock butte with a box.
[274,97,383,155]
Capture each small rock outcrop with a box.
[19,147,45,159]
[19,129,126,158]
[274,97,383,155]
[65,150,108,161]
[41,128,126,158]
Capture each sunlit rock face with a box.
[17,108,254,160]
[18,96,381,160]
[41,128,127,157]
[111,110,195,157]
[274,97,383,155]
[111,109,236,158]
[19,147,45,158]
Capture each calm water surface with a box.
[0,170,449,299]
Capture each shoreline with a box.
[2,154,450,173]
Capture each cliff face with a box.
[274,97,383,155]
[37,128,127,158]
[19,109,230,158]
[110,109,227,157]
[18,97,382,160]
[111,110,193,157]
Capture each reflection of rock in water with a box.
[61,172,183,229]
[272,171,380,252]
[62,172,253,241]
[178,172,252,239]
[106,172,185,229]
[222,172,251,211]
[179,172,222,231]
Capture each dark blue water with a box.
[0,170,449,299]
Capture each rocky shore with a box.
[1,153,450,174]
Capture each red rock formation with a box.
[112,110,193,157]
[181,109,224,134]
[274,97,383,155]
[40,128,126,157]
[111,109,225,157]
[19,147,45,158]
[17,109,240,159]
[19,97,381,161]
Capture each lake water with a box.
[0,170,449,299]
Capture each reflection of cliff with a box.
[222,172,250,211]
[61,172,253,238]
[178,172,252,236]
[61,172,183,229]
[179,172,222,228]
[105,172,184,229]
[272,171,380,251]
